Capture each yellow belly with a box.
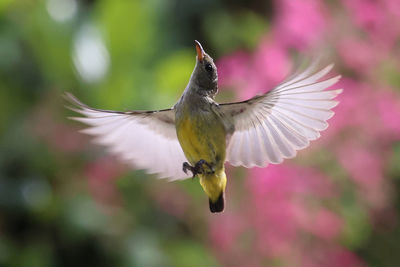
[176,111,227,201]
[176,112,226,167]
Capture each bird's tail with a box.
[199,168,227,213]
[209,191,224,213]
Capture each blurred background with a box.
[1,0,400,266]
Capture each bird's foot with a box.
[183,162,196,178]
[194,159,215,175]
[182,159,215,178]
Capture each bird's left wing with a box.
[220,63,342,168]
[64,93,189,180]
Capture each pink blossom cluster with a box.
[85,156,124,208]
[211,0,400,266]
[210,166,362,267]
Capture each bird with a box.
[65,40,342,213]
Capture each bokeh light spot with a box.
[73,24,110,84]
[46,0,78,22]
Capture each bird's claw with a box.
[182,159,215,178]
[195,159,215,174]
[182,162,193,176]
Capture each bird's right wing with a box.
[220,63,342,168]
[64,93,190,180]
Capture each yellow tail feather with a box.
[199,168,227,203]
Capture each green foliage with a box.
[165,240,219,267]
[204,10,267,55]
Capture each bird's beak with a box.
[195,40,205,62]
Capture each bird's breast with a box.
[175,107,227,167]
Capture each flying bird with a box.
[65,41,342,213]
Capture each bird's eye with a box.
[205,63,213,72]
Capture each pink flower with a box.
[217,50,250,90]
[85,156,124,207]
[217,35,291,100]
[325,78,400,144]
[323,78,378,140]
[342,0,400,49]
[383,0,400,17]
[251,37,291,93]
[274,0,329,50]
[249,165,335,199]
[209,212,245,252]
[210,1,400,265]
[337,37,379,75]
[343,0,383,33]
[31,105,88,153]
[246,165,339,258]
[376,91,400,139]
[337,144,387,209]
[303,247,363,267]
[310,209,343,240]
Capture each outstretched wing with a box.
[64,93,189,180]
[220,63,342,168]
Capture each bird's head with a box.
[191,40,218,96]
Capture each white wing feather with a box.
[64,93,189,180]
[220,64,342,168]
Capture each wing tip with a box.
[335,88,344,95]
[68,116,79,121]
[63,92,84,107]
[324,63,335,73]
